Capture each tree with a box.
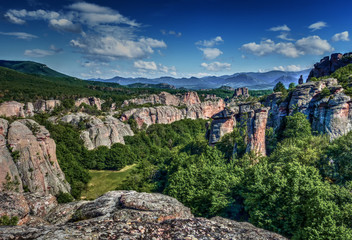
[273,82,287,94]
[283,112,312,139]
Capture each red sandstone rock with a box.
[246,108,269,156]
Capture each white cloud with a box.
[24,45,62,57]
[308,21,327,31]
[199,48,223,60]
[196,36,223,47]
[295,36,333,55]
[4,9,60,24]
[332,31,349,42]
[273,65,303,72]
[190,72,212,78]
[68,2,139,27]
[201,62,231,71]
[71,36,166,59]
[269,24,290,31]
[49,19,82,33]
[0,31,37,40]
[134,61,158,71]
[161,29,182,37]
[277,32,294,41]
[241,35,333,58]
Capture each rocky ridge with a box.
[0,190,287,240]
[49,113,134,150]
[0,119,70,195]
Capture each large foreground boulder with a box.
[0,190,286,239]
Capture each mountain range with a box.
[91,69,310,90]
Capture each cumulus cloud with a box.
[196,36,223,47]
[5,2,167,61]
[272,65,303,72]
[199,48,223,60]
[308,21,327,31]
[332,31,349,42]
[134,60,157,71]
[201,62,231,71]
[241,35,333,58]
[0,31,37,40]
[49,19,82,33]
[269,24,290,31]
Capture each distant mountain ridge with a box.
[91,69,310,90]
[0,60,68,78]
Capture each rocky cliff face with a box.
[121,99,225,128]
[122,91,201,107]
[246,108,269,156]
[50,113,134,150]
[0,118,70,195]
[0,100,61,118]
[209,109,236,145]
[233,87,249,97]
[308,52,352,80]
[75,97,104,110]
[0,190,286,239]
[264,77,352,140]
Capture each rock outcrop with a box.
[121,99,226,128]
[122,91,201,107]
[0,100,61,118]
[0,118,70,195]
[233,87,249,97]
[51,113,134,150]
[308,52,352,80]
[264,77,352,140]
[75,97,104,110]
[209,109,236,145]
[0,191,287,240]
[246,108,269,156]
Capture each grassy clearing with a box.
[81,164,136,200]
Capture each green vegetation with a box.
[82,165,136,200]
[0,215,18,226]
[56,191,74,203]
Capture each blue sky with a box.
[1,0,351,79]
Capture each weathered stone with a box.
[0,101,26,118]
[209,109,236,145]
[75,97,104,110]
[233,87,249,97]
[24,193,57,218]
[298,75,304,84]
[6,119,70,195]
[51,113,134,150]
[308,53,352,80]
[246,108,269,156]
[0,192,30,225]
[33,100,61,113]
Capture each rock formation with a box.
[298,75,304,84]
[33,100,61,113]
[0,100,61,118]
[122,91,201,107]
[0,118,70,195]
[50,113,134,150]
[308,52,352,80]
[233,87,249,97]
[0,101,27,118]
[209,109,236,145]
[264,77,352,140]
[75,97,104,110]
[121,99,226,128]
[0,190,287,239]
[246,108,269,156]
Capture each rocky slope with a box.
[121,99,225,128]
[308,52,352,80]
[264,77,352,140]
[0,190,287,239]
[50,113,134,150]
[122,91,201,107]
[0,119,70,195]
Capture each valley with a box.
[1,53,352,239]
